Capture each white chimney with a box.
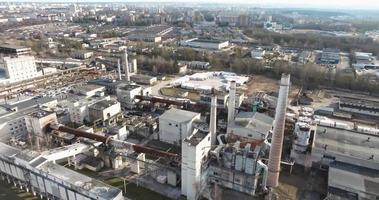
[117,59,122,81]
[132,58,137,74]
[124,49,130,82]
[227,81,236,125]
[210,91,217,145]
[267,74,290,188]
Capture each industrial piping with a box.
[49,123,180,160]
[227,81,236,125]
[267,74,290,188]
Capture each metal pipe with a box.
[267,74,290,188]
[210,91,217,145]
[49,123,180,160]
[227,81,236,125]
[124,49,130,82]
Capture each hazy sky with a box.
[3,0,379,10]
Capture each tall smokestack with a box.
[227,81,236,125]
[132,58,137,74]
[210,90,217,145]
[267,74,290,188]
[117,59,122,81]
[124,49,130,82]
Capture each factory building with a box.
[227,112,273,140]
[180,38,229,50]
[128,26,173,43]
[251,48,266,60]
[290,108,317,168]
[317,48,340,64]
[71,84,105,98]
[159,108,201,145]
[178,61,211,70]
[208,143,268,195]
[25,110,58,151]
[130,74,157,85]
[328,161,379,200]
[0,56,42,84]
[0,97,57,139]
[0,44,31,56]
[128,34,162,43]
[88,79,122,95]
[355,52,373,64]
[116,84,151,108]
[338,96,379,117]
[311,122,379,170]
[200,93,229,108]
[73,51,93,60]
[88,100,121,126]
[0,142,123,200]
[181,130,211,200]
[68,95,111,124]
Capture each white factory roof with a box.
[329,161,379,197]
[38,162,121,199]
[315,125,379,170]
[170,71,249,91]
[160,108,199,123]
[228,112,274,139]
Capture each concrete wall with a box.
[181,133,211,200]
[159,115,200,145]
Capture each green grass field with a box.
[104,177,171,200]
[0,180,38,200]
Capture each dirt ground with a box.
[275,165,328,200]
[244,75,300,99]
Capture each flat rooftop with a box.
[119,83,141,91]
[315,125,379,169]
[160,108,199,123]
[0,44,31,50]
[185,130,208,146]
[192,39,227,44]
[89,99,118,110]
[29,109,55,118]
[73,84,104,92]
[131,74,155,80]
[340,96,379,108]
[0,142,38,162]
[38,162,121,199]
[228,112,274,138]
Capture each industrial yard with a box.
[0,2,379,200]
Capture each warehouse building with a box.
[0,44,31,56]
[317,48,340,64]
[338,96,379,117]
[159,108,201,145]
[180,38,229,50]
[0,142,123,200]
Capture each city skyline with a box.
[2,0,379,10]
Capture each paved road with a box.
[150,79,176,96]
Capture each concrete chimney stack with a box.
[227,81,236,125]
[117,59,122,81]
[124,49,130,82]
[210,90,217,145]
[267,74,290,188]
[132,58,137,74]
